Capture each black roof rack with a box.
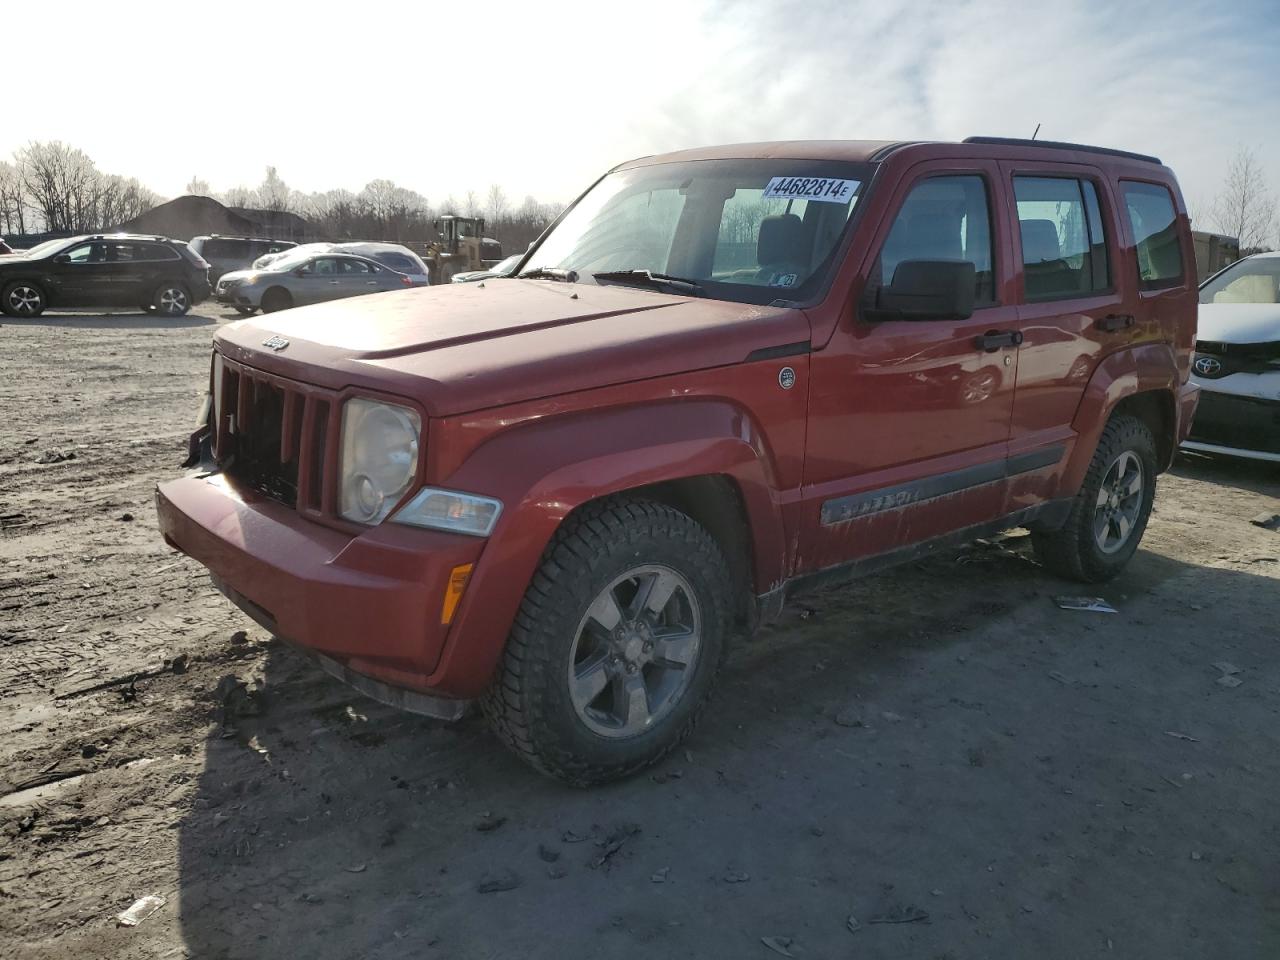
[963,136,1161,165]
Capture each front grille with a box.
[1188,390,1280,454]
[215,357,336,513]
[1194,340,1280,378]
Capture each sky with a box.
[4,0,1278,221]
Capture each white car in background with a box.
[1183,251,1280,462]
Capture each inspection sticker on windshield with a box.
[763,176,856,203]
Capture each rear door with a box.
[799,163,1021,572]
[998,161,1129,507]
[335,256,381,297]
[102,241,146,305]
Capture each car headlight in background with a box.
[391,488,503,537]
[339,399,421,524]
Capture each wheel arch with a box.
[1064,343,1181,491]
[424,398,789,697]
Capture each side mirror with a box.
[294,268,308,277]
[54,254,70,264]
[871,260,975,321]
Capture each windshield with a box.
[1200,256,1280,305]
[23,238,77,260]
[521,158,871,304]
[262,249,315,272]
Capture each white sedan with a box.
[1183,252,1280,462]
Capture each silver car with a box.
[214,250,428,314]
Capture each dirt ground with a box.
[1,306,1278,960]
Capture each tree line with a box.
[0,142,159,237]
[186,167,562,252]
[0,141,562,253]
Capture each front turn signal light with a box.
[441,563,474,625]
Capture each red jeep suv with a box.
[157,137,1198,784]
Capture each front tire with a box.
[153,283,191,316]
[2,282,46,317]
[261,288,292,313]
[1032,413,1157,582]
[481,498,733,786]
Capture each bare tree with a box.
[486,184,509,223]
[1210,147,1277,253]
[221,185,254,208]
[17,141,100,233]
[186,175,211,196]
[464,190,481,219]
[255,166,291,212]
[0,160,26,234]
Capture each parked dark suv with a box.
[189,236,297,285]
[0,234,211,317]
[159,137,1198,784]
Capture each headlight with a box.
[391,488,503,537]
[339,399,421,524]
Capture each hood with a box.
[218,268,261,283]
[214,280,810,417]
[1197,303,1280,344]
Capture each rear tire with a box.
[153,283,191,316]
[481,498,733,786]
[1031,413,1157,582]
[261,288,292,314]
[2,281,46,317]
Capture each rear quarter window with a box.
[1120,181,1184,289]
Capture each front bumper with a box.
[1182,372,1280,462]
[214,285,256,307]
[155,472,485,708]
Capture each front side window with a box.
[1199,256,1280,304]
[63,242,100,263]
[311,258,338,276]
[1121,181,1183,288]
[1014,176,1110,300]
[521,158,870,305]
[873,174,994,305]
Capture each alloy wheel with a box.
[158,288,188,315]
[1092,449,1144,554]
[8,285,42,315]
[567,564,702,738]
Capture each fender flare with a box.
[424,398,788,698]
[1063,343,1180,491]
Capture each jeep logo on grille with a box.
[262,335,290,352]
[1193,356,1222,377]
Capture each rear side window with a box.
[1013,177,1111,301]
[1120,182,1183,288]
[203,239,249,260]
[875,174,994,304]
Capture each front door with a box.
[47,241,116,307]
[800,164,1022,573]
[295,257,341,304]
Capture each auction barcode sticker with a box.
[763,176,857,203]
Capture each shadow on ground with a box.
[174,537,1280,960]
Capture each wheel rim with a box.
[8,286,41,315]
[158,288,187,314]
[567,564,702,739]
[1092,450,1144,554]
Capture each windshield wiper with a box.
[517,267,578,282]
[592,270,702,295]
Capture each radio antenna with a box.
[1031,123,1041,141]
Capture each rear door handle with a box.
[1096,313,1136,333]
[329,280,340,285]
[974,330,1024,352]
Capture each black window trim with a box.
[1118,178,1186,292]
[860,169,1002,324]
[1011,172,1118,305]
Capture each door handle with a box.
[329,280,340,285]
[366,281,377,286]
[1096,313,1136,333]
[974,330,1023,352]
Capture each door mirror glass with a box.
[54,254,70,263]
[871,259,976,321]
